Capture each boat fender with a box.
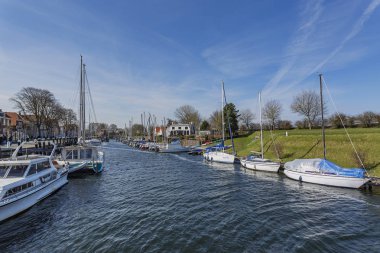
[211,157,213,162]
[299,176,302,182]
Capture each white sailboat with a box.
[203,81,236,164]
[60,56,104,173]
[0,143,68,222]
[283,74,369,189]
[240,92,280,172]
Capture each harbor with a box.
[1,141,379,252]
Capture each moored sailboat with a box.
[60,56,104,174]
[241,92,280,172]
[283,74,369,188]
[203,81,236,164]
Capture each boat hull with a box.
[241,159,280,173]
[0,172,68,222]
[203,151,235,164]
[284,169,369,189]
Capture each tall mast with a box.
[82,63,86,141]
[259,92,264,159]
[319,74,326,160]
[221,81,225,144]
[79,55,83,142]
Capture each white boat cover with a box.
[285,159,366,178]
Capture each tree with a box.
[62,108,77,137]
[174,105,201,128]
[329,113,349,129]
[209,110,222,132]
[239,109,255,129]
[224,103,240,135]
[291,90,321,130]
[132,124,144,137]
[263,99,282,130]
[278,120,293,130]
[10,87,56,137]
[200,120,210,131]
[357,111,377,127]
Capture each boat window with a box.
[27,164,38,176]
[4,182,34,198]
[80,149,92,159]
[72,150,78,159]
[37,161,51,173]
[0,165,8,177]
[7,165,29,178]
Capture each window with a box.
[72,150,78,159]
[4,182,34,198]
[0,165,8,177]
[27,164,38,176]
[37,161,51,173]
[172,127,175,130]
[7,165,28,178]
[178,127,182,130]
[185,127,188,129]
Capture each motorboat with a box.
[0,142,68,222]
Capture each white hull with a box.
[203,151,235,164]
[284,169,369,189]
[0,172,68,222]
[241,159,280,173]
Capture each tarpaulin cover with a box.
[285,158,366,178]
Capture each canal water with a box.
[1,141,380,252]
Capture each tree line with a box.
[171,90,380,135]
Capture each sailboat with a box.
[240,92,280,172]
[59,56,104,174]
[203,81,236,164]
[283,74,369,189]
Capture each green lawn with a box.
[225,128,380,177]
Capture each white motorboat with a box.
[0,143,68,222]
[203,81,236,164]
[283,74,369,189]
[284,159,369,189]
[240,92,280,172]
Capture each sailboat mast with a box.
[259,92,264,159]
[221,81,225,144]
[82,63,86,141]
[319,74,326,160]
[79,55,83,141]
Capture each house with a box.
[154,126,164,136]
[0,109,11,139]
[166,123,195,137]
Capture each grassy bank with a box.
[225,128,380,177]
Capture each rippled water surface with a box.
[1,141,380,252]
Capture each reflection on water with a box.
[0,141,379,252]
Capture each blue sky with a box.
[0,0,379,127]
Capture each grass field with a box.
[225,128,380,177]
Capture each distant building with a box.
[154,126,164,136]
[0,109,11,138]
[166,123,195,137]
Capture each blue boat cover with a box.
[319,159,365,178]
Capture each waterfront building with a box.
[166,123,195,137]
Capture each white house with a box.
[166,123,195,137]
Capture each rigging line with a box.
[269,130,280,160]
[222,84,236,155]
[84,68,98,123]
[321,76,368,174]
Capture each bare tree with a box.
[263,99,282,130]
[209,110,222,132]
[62,108,77,137]
[239,109,255,129]
[174,105,201,127]
[10,87,56,137]
[357,111,377,127]
[291,90,321,130]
